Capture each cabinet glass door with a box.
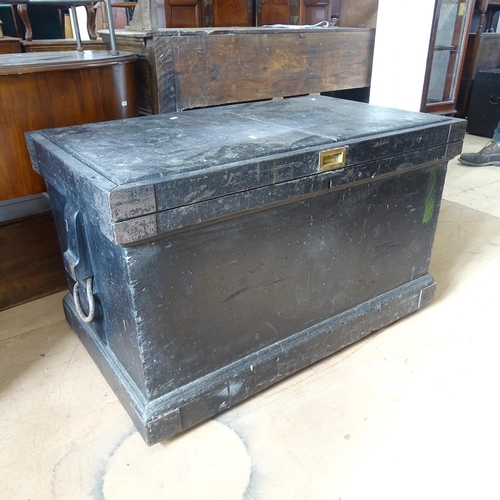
[426,0,472,108]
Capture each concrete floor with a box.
[1,133,499,500]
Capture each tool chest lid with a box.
[28,96,465,243]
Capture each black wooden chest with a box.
[27,96,465,445]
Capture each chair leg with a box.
[17,4,33,42]
[85,5,97,40]
[10,5,23,38]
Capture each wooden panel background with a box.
[256,0,300,25]
[303,0,332,25]
[339,0,378,28]
[165,0,202,28]
[157,28,375,112]
[213,0,253,27]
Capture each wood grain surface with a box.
[339,0,378,28]
[0,50,136,74]
[0,51,138,200]
[21,39,107,53]
[0,211,67,311]
[101,28,374,114]
[166,29,374,111]
[0,37,22,54]
[474,33,500,73]
[213,0,253,27]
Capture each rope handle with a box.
[73,277,95,323]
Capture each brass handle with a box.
[319,147,346,172]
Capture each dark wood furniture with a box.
[0,35,22,53]
[101,27,375,115]
[1,0,121,54]
[1,3,64,39]
[21,38,106,51]
[0,50,137,200]
[160,0,374,29]
[421,0,475,115]
[0,195,67,311]
[0,49,137,309]
[162,0,335,28]
[13,2,97,41]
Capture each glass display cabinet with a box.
[422,0,475,114]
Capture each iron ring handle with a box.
[489,94,500,105]
[73,277,95,323]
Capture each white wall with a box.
[369,0,436,112]
[70,6,91,41]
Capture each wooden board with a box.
[155,28,375,112]
[0,195,67,311]
[100,28,375,114]
[21,39,107,52]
